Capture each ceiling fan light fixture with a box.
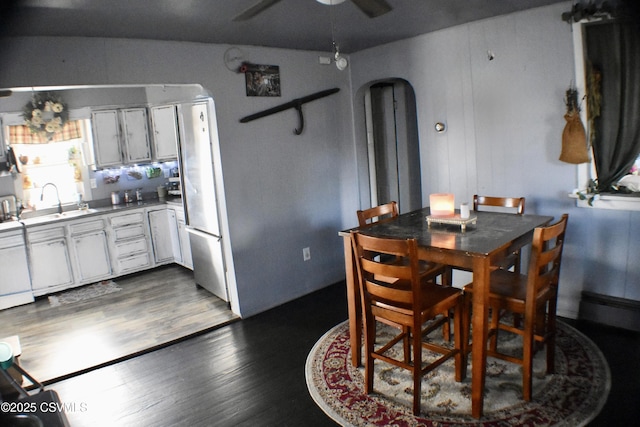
[335,54,348,70]
[316,0,347,5]
[333,42,348,70]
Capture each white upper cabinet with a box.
[91,109,122,168]
[150,105,179,161]
[121,108,151,164]
[91,107,152,168]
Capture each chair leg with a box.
[441,268,453,341]
[546,300,557,374]
[489,304,500,353]
[522,317,534,401]
[462,291,472,358]
[364,316,376,394]
[412,324,422,416]
[402,325,411,364]
[453,302,465,381]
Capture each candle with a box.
[430,193,455,217]
[460,202,470,219]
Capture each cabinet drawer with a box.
[0,232,25,248]
[113,224,146,241]
[110,212,144,228]
[117,252,151,273]
[69,219,105,235]
[27,226,66,243]
[114,237,148,258]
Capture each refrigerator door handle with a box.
[186,226,221,241]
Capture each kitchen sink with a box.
[21,208,99,225]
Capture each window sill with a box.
[569,192,640,211]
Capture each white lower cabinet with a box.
[107,209,152,275]
[1,203,192,310]
[27,225,74,295]
[0,229,34,309]
[69,219,112,283]
[148,208,180,264]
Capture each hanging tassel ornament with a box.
[559,87,590,164]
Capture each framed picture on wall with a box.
[244,64,281,97]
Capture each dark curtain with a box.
[585,20,640,191]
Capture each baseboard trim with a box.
[579,291,640,332]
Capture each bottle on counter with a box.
[111,191,120,205]
[124,190,132,204]
[136,188,143,202]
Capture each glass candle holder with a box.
[430,193,455,217]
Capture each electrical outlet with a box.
[90,178,97,189]
[303,247,311,261]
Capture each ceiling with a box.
[1,0,567,54]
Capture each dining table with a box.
[339,207,554,418]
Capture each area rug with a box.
[306,320,610,426]
[48,281,121,307]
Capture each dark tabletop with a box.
[352,208,554,256]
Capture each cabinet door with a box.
[121,108,151,163]
[151,105,179,161]
[30,238,74,291]
[0,242,31,295]
[92,110,122,167]
[148,209,180,263]
[72,230,112,283]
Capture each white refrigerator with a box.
[178,101,228,302]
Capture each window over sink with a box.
[3,119,92,211]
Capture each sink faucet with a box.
[41,182,63,214]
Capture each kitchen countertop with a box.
[0,197,183,231]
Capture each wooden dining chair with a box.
[357,201,451,284]
[473,195,526,273]
[462,214,568,402]
[357,201,454,339]
[356,201,399,227]
[351,231,465,415]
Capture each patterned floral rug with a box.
[306,319,610,426]
[48,281,121,307]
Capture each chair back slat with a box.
[527,214,568,295]
[357,201,398,226]
[473,195,525,215]
[351,232,422,308]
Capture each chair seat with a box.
[464,270,556,309]
[374,281,462,318]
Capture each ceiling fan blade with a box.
[350,0,392,18]
[233,0,284,21]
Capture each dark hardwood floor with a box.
[50,280,349,427]
[5,277,638,426]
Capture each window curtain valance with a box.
[9,120,83,144]
[586,20,640,192]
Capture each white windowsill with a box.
[568,192,640,211]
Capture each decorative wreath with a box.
[22,92,68,139]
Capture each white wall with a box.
[2,2,638,322]
[350,2,640,319]
[0,37,358,318]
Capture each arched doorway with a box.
[361,79,421,214]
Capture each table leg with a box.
[342,234,361,367]
[471,256,490,418]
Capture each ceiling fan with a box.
[233,0,392,22]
